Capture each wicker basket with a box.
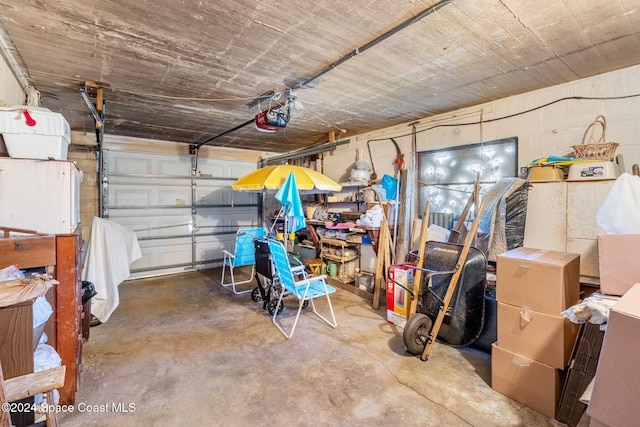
[572,115,619,160]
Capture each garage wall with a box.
[323,64,640,182]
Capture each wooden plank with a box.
[0,361,10,427]
[0,234,56,268]
[54,234,81,406]
[407,202,430,320]
[372,219,389,310]
[395,170,410,263]
[0,302,34,380]
[3,366,66,402]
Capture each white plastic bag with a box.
[595,173,640,234]
[358,204,385,227]
[33,296,53,328]
[0,265,25,281]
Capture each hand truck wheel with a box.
[403,313,433,355]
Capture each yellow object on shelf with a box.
[528,165,566,182]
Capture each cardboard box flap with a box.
[499,247,580,267]
[610,282,640,318]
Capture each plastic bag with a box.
[0,277,57,308]
[0,265,25,282]
[595,173,640,234]
[33,296,54,328]
[357,204,385,227]
[381,174,397,200]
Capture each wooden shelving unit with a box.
[320,237,360,284]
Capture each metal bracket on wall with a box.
[80,80,110,147]
[80,82,106,128]
[101,149,109,218]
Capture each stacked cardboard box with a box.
[588,283,640,427]
[492,247,580,418]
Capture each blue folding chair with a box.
[267,239,337,339]
[221,227,267,294]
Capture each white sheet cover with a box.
[82,217,142,322]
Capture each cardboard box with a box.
[497,305,569,365]
[491,343,563,418]
[497,247,580,315]
[589,418,607,427]
[497,302,579,369]
[597,234,640,296]
[588,283,640,427]
[386,264,415,328]
[346,233,363,244]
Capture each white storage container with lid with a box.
[0,106,71,160]
[566,161,620,181]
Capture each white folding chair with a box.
[221,227,267,294]
[267,239,337,339]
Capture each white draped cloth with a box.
[82,217,141,323]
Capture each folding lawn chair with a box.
[221,227,267,294]
[267,239,337,339]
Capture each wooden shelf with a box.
[320,237,356,247]
[321,253,359,263]
[320,236,360,284]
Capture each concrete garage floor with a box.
[60,269,584,426]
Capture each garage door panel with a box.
[195,186,234,206]
[112,189,151,206]
[111,156,154,174]
[107,208,192,220]
[196,235,237,267]
[197,159,254,178]
[157,158,191,176]
[132,238,193,270]
[109,176,191,186]
[105,149,259,277]
[229,190,259,206]
[111,187,192,207]
[195,207,259,233]
[107,214,193,238]
[108,151,191,175]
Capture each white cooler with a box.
[0,106,70,160]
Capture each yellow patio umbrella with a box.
[231,165,342,193]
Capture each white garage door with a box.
[102,149,261,278]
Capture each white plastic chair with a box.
[267,239,337,339]
[221,227,267,294]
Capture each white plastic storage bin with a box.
[0,106,71,160]
[0,158,82,234]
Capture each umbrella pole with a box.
[270,206,285,237]
[284,214,289,252]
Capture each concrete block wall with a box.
[323,64,640,184]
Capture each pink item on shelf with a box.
[324,221,356,229]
